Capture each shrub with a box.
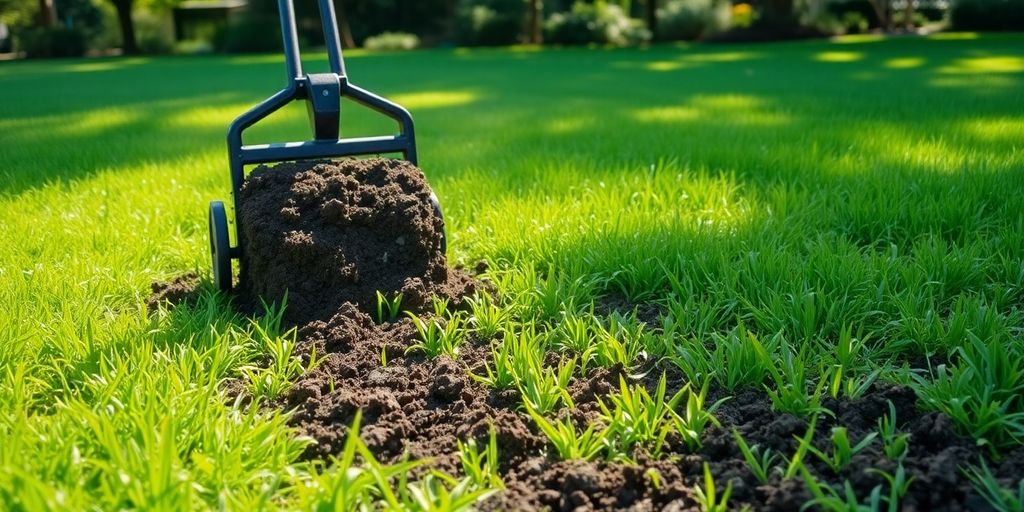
[456,0,526,46]
[951,0,1024,30]
[221,15,282,53]
[840,11,870,32]
[826,0,880,28]
[808,10,869,35]
[174,40,215,54]
[544,2,651,46]
[656,0,732,41]
[17,27,88,58]
[732,2,755,27]
[364,31,420,50]
[220,0,288,53]
[135,10,174,55]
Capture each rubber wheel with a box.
[208,200,232,292]
[429,192,447,255]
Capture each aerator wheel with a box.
[429,192,446,255]
[208,200,232,292]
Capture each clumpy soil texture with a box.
[284,317,1024,511]
[166,157,1023,510]
[282,310,1024,511]
[239,158,473,324]
[146,272,201,311]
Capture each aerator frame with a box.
[208,0,443,291]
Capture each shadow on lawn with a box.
[0,36,1020,198]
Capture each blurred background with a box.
[0,0,1020,59]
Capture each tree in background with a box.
[644,0,656,34]
[106,0,140,53]
[336,0,355,48]
[0,0,40,31]
[866,0,893,29]
[528,0,541,43]
[455,0,525,46]
[37,0,57,27]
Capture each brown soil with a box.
[146,271,200,311]
[151,158,1023,510]
[283,311,1020,511]
[238,158,475,325]
[592,292,664,327]
[276,286,1017,511]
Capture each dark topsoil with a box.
[238,158,475,325]
[151,158,1021,511]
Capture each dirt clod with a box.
[146,272,200,311]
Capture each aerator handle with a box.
[224,0,419,267]
[278,0,346,81]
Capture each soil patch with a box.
[146,271,200,311]
[283,313,1023,511]
[592,292,664,327]
[152,158,1022,510]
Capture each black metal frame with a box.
[212,0,420,290]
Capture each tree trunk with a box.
[645,0,657,36]
[868,0,890,31]
[528,0,541,44]
[903,0,914,30]
[36,0,56,27]
[335,0,355,48]
[110,0,139,55]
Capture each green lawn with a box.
[1,33,1023,508]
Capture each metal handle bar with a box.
[279,0,346,80]
[224,0,419,259]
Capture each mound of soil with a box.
[238,158,474,324]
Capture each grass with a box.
[0,32,1023,508]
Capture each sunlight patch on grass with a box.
[960,117,1024,141]
[885,57,926,69]
[165,104,256,130]
[814,51,864,63]
[646,60,694,71]
[620,52,760,73]
[506,45,546,53]
[831,34,885,44]
[632,106,701,123]
[632,94,788,127]
[0,108,142,139]
[62,58,150,73]
[684,51,761,62]
[54,108,143,137]
[928,32,979,40]
[694,94,763,110]
[390,90,479,109]
[929,75,1018,89]
[938,56,1024,74]
[844,123,985,173]
[543,116,594,134]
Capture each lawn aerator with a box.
[208,0,444,291]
